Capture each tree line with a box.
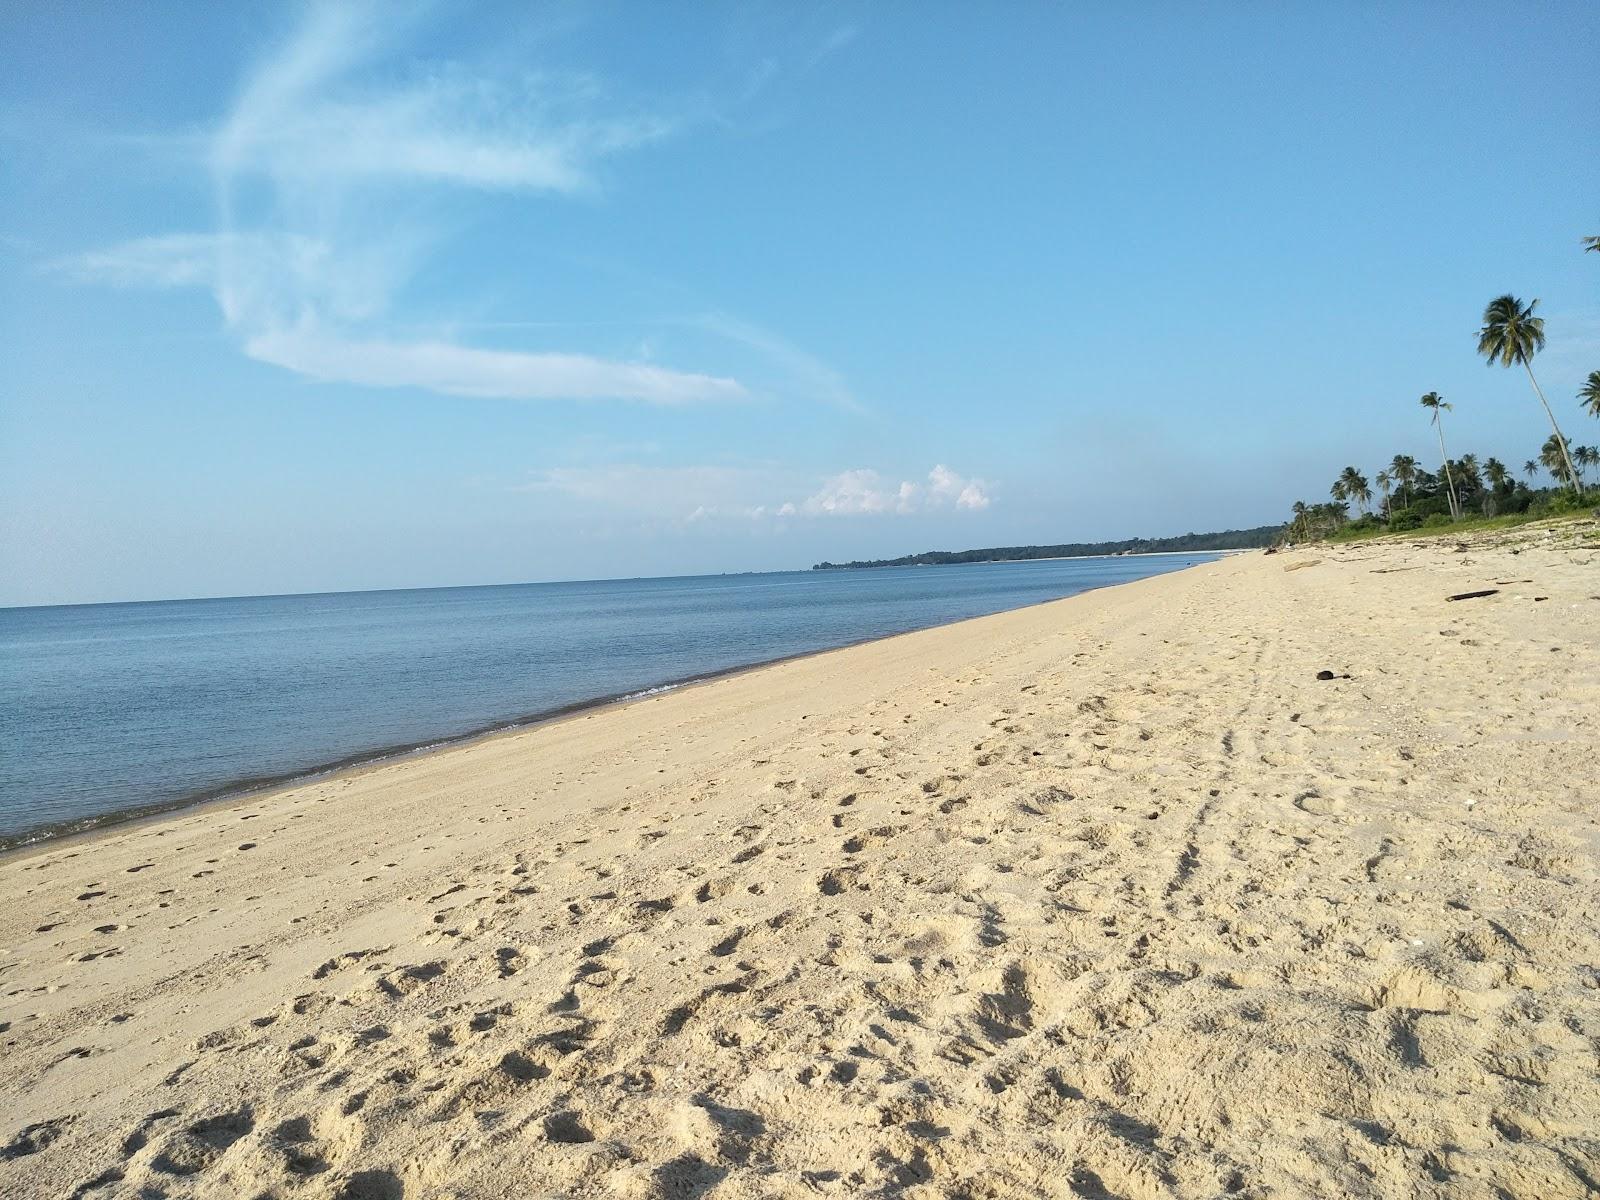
[813,526,1281,570]
[1288,251,1600,541]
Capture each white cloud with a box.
[55,233,237,289]
[244,327,744,404]
[215,4,672,194]
[517,462,991,520]
[797,469,909,516]
[796,465,990,516]
[54,232,388,322]
[927,462,992,510]
[56,5,741,406]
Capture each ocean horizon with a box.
[0,553,1216,849]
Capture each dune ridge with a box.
[2,527,1598,1199]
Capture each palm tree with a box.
[1477,295,1581,493]
[1375,469,1393,518]
[1482,457,1508,515]
[1290,500,1309,540]
[1575,445,1599,485]
[1523,459,1539,482]
[1333,466,1370,515]
[1581,370,1600,419]
[1389,454,1417,507]
[1585,235,1600,254]
[1456,454,1482,515]
[1540,434,1574,488]
[1420,392,1460,519]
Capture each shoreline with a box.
[810,547,1259,571]
[0,556,1222,860]
[4,536,1595,1199]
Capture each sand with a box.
[3,524,1598,1199]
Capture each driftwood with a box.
[1445,589,1499,602]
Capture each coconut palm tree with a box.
[1581,370,1600,419]
[1540,434,1575,487]
[1585,235,1600,254]
[1477,295,1581,493]
[1290,500,1309,540]
[1333,466,1370,515]
[1456,455,1481,513]
[1389,454,1417,507]
[1523,459,1539,482]
[1375,469,1393,518]
[1420,393,1460,519]
[1575,445,1599,485]
[1482,457,1509,515]
[1350,472,1372,515]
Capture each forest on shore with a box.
[811,526,1279,569]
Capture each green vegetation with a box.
[1286,442,1593,545]
[1286,277,1599,545]
[1325,505,1590,545]
[811,527,1280,570]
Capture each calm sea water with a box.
[0,555,1215,847]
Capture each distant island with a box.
[811,525,1281,570]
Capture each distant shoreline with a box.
[812,526,1278,570]
[819,549,1255,570]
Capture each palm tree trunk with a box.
[1435,424,1459,520]
[1524,359,1583,494]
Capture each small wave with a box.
[620,681,688,701]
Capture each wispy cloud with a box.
[213,5,673,195]
[246,327,743,404]
[688,311,863,413]
[807,25,862,69]
[55,4,744,405]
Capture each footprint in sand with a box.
[376,961,447,999]
[1293,790,1345,816]
[819,866,866,896]
[495,947,528,977]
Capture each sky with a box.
[2,1,1597,606]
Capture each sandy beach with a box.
[3,528,1598,1199]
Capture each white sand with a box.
[3,524,1598,1199]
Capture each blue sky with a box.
[2,1,1597,605]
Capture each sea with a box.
[0,554,1216,848]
